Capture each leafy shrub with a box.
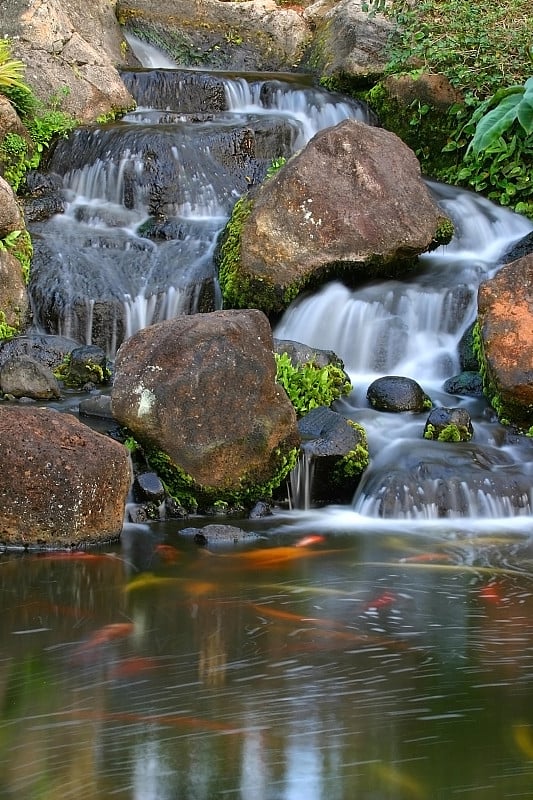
[275,352,352,417]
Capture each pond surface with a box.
[1,521,532,799]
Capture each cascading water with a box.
[275,184,533,526]
[26,35,533,530]
[27,39,373,357]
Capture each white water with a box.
[29,40,533,529]
[275,185,533,528]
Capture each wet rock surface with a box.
[0,406,131,548]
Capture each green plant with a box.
[0,310,18,341]
[0,39,29,95]
[0,228,32,283]
[468,76,533,155]
[218,195,253,308]
[275,351,352,417]
[265,156,287,179]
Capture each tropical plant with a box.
[0,39,29,94]
[468,76,533,155]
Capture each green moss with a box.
[217,195,253,309]
[362,80,461,178]
[275,351,352,417]
[424,422,470,442]
[332,421,370,482]
[0,310,18,341]
[433,216,455,247]
[147,445,299,512]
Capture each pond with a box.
[1,519,532,799]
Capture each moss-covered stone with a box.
[147,445,299,513]
[332,421,370,483]
[362,77,461,179]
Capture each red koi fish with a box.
[108,656,160,679]
[361,591,397,612]
[478,582,505,604]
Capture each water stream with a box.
[1,38,532,800]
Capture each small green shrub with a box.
[275,351,352,417]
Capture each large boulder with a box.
[111,309,300,509]
[117,0,310,71]
[219,118,452,314]
[0,407,131,549]
[2,0,134,123]
[477,254,533,429]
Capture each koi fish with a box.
[80,622,134,651]
[400,552,455,564]
[216,545,331,569]
[361,591,397,612]
[251,603,343,629]
[513,723,533,759]
[154,544,181,564]
[370,762,427,799]
[478,581,505,604]
[108,656,161,680]
[294,534,326,547]
[34,551,114,562]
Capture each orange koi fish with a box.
[400,552,455,564]
[154,544,182,564]
[294,534,327,548]
[83,622,134,649]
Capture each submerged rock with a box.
[180,523,263,549]
[367,376,432,413]
[423,406,474,442]
[111,309,300,510]
[293,406,369,505]
[0,407,131,549]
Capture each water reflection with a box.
[1,524,532,799]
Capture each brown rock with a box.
[303,0,394,82]
[0,407,131,548]
[0,176,24,238]
[2,0,134,123]
[0,250,28,330]
[111,309,299,496]
[383,73,463,113]
[226,118,451,313]
[477,254,533,427]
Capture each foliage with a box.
[0,90,76,191]
[0,228,32,283]
[380,0,533,217]
[0,39,30,95]
[384,0,531,98]
[265,156,287,179]
[275,351,352,417]
[467,77,533,155]
[0,310,18,341]
[218,195,254,308]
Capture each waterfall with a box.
[26,37,533,526]
[275,186,533,522]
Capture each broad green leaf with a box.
[517,98,533,135]
[469,93,523,155]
